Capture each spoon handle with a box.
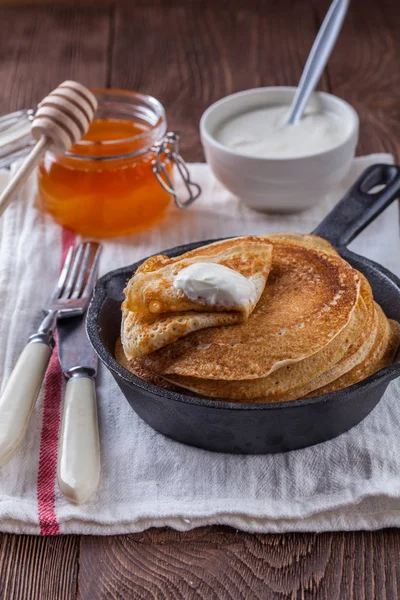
[286,0,350,125]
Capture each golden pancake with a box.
[308,304,390,396]
[291,310,378,399]
[261,232,338,256]
[161,290,365,401]
[371,319,400,371]
[116,306,399,405]
[273,273,377,401]
[143,242,361,379]
[276,307,378,402]
[121,237,273,359]
[308,309,400,397]
[115,338,178,391]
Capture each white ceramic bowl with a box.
[200,87,359,212]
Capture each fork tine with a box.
[63,243,85,298]
[81,243,102,300]
[71,242,92,299]
[52,245,74,300]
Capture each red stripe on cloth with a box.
[37,228,76,535]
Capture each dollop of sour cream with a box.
[173,262,256,308]
[215,105,350,159]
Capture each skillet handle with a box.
[312,164,400,248]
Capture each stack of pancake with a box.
[116,234,400,403]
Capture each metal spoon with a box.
[286,0,350,126]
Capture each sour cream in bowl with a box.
[200,87,359,212]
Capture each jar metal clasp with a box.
[151,132,201,209]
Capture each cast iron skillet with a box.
[87,164,400,454]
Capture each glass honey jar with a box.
[36,90,200,237]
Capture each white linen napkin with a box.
[1,154,400,535]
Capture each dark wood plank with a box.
[111,0,329,161]
[0,5,110,114]
[314,0,400,159]
[79,527,400,600]
[0,534,80,599]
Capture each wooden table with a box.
[1,1,400,597]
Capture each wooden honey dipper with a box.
[0,80,97,217]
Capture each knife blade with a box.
[57,315,97,377]
[57,315,100,504]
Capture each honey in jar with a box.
[37,90,173,238]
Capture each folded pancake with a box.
[143,241,361,379]
[121,237,273,359]
[121,308,244,360]
[124,238,273,317]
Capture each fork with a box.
[0,241,101,467]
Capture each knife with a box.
[57,314,100,504]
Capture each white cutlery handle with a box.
[58,375,100,504]
[0,340,53,466]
